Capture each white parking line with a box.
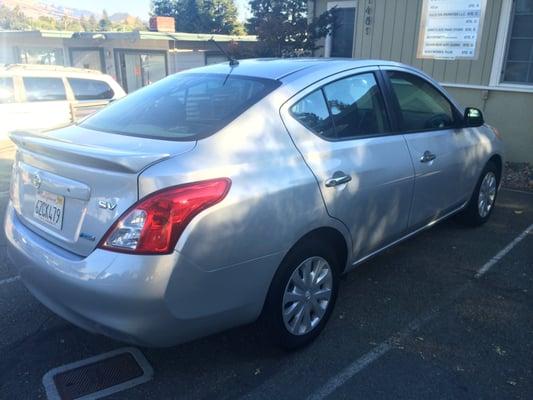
[305,304,445,400]
[0,275,20,286]
[475,223,533,278]
[304,224,533,400]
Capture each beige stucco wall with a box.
[445,86,533,164]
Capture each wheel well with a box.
[292,227,349,273]
[488,154,503,182]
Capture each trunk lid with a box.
[10,125,196,257]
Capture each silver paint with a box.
[4,59,504,346]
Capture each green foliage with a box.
[151,0,245,35]
[247,0,334,57]
[0,5,31,30]
[0,5,146,32]
[98,9,112,31]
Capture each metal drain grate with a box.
[43,347,153,400]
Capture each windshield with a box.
[81,73,280,141]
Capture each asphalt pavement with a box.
[0,145,531,399]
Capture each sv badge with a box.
[98,199,117,210]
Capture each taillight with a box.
[99,178,231,255]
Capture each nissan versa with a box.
[5,59,504,349]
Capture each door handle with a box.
[325,172,352,187]
[420,150,437,163]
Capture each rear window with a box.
[23,77,67,102]
[81,73,280,141]
[68,78,114,100]
[0,77,15,104]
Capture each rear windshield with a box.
[81,73,280,141]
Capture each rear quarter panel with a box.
[138,93,352,272]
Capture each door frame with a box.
[324,0,357,58]
[114,49,168,93]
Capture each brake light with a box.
[99,178,231,255]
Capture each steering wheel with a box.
[424,113,451,129]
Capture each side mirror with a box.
[464,107,484,127]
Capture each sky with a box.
[40,0,251,21]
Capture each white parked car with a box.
[0,64,125,148]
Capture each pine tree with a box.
[247,0,334,57]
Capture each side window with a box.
[68,78,114,100]
[0,78,15,104]
[322,73,389,138]
[386,71,456,131]
[290,90,335,138]
[23,77,66,102]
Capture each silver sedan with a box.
[5,59,504,349]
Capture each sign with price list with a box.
[417,0,486,60]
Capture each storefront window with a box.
[19,48,64,65]
[70,49,104,72]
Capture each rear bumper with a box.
[5,203,280,346]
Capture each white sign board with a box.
[417,0,486,60]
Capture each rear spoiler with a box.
[9,131,172,173]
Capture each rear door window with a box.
[23,77,67,102]
[386,71,456,131]
[81,73,280,141]
[290,90,335,138]
[68,78,114,100]
[0,77,15,104]
[322,73,389,138]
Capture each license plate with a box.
[33,190,64,230]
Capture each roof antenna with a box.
[208,37,239,67]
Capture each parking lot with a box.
[0,142,531,399]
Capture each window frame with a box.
[379,67,466,135]
[66,77,115,101]
[21,76,68,103]
[17,47,65,66]
[288,70,395,142]
[489,0,533,91]
[500,0,533,85]
[69,47,106,73]
[324,1,357,58]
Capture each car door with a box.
[18,76,72,131]
[280,69,414,263]
[381,68,477,230]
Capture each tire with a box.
[262,238,340,350]
[457,161,499,227]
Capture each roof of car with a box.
[186,58,405,80]
[0,64,110,80]
[1,64,102,73]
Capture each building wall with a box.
[312,0,533,163]
[446,86,533,164]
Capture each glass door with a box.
[118,51,167,92]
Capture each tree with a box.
[0,5,31,30]
[151,0,245,35]
[98,9,112,31]
[86,15,98,31]
[247,0,334,57]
